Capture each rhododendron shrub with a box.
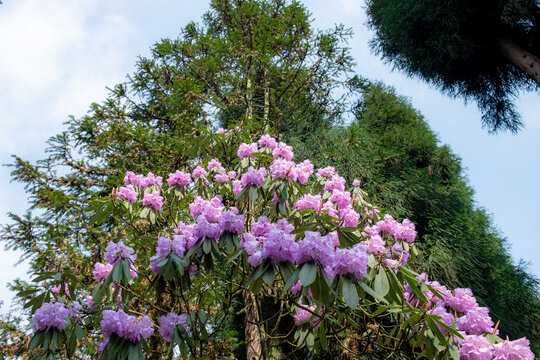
[25,129,534,359]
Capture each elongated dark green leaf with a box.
[342,277,359,308]
[29,331,45,350]
[248,186,258,201]
[262,266,275,285]
[299,262,317,287]
[202,239,211,254]
[374,267,389,297]
[359,281,388,303]
[284,269,300,291]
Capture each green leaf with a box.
[374,267,389,297]
[248,186,258,201]
[112,261,123,283]
[128,342,140,360]
[359,281,388,303]
[202,239,211,254]
[299,262,317,287]
[342,277,359,308]
[284,269,300,291]
[122,259,132,282]
[29,331,45,350]
[262,266,275,285]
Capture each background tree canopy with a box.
[1,0,539,358]
[366,0,540,133]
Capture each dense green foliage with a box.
[366,0,540,133]
[287,79,540,354]
[0,0,539,358]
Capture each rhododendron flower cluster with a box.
[142,190,164,211]
[457,335,534,360]
[167,170,191,187]
[158,312,190,342]
[124,171,163,189]
[100,309,154,343]
[104,240,137,265]
[32,302,77,331]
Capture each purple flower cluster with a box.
[294,193,322,211]
[142,190,164,211]
[366,214,417,243]
[100,309,154,343]
[167,170,191,188]
[272,142,294,160]
[32,302,74,331]
[239,217,297,267]
[457,335,534,360]
[117,184,137,204]
[241,167,266,187]
[259,134,277,149]
[93,262,114,282]
[237,142,258,158]
[124,171,162,189]
[192,165,208,180]
[104,240,137,265]
[158,312,190,342]
[239,217,368,280]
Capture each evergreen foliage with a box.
[366,0,540,133]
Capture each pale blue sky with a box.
[1,0,539,312]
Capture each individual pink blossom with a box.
[295,231,335,268]
[117,185,137,204]
[142,172,163,188]
[167,170,191,187]
[104,240,137,265]
[291,281,303,295]
[237,142,258,158]
[143,190,164,211]
[32,302,72,331]
[457,307,496,335]
[227,170,237,180]
[447,288,478,313]
[207,159,222,171]
[352,179,361,187]
[86,294,94,308]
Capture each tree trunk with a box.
[244,290,262,360]
[497,36,540,85]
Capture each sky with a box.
[0,0,539,313]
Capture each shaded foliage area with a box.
[366,0,540,133]
[287,79,540,355]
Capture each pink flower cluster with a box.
[149,233,194,274]
[118,184,137,204]
[100,309,154,343]
[167,170,191,187]
[239,217,368,280]
[366,214,417,243]
[104,240,137,265]
[457,335,534,360]
[32,302,77,331]
[124,171,163,189]
[241,166,266,187]
[142,190,164,211]
[158,312,190,342]
[400,272,529,357]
